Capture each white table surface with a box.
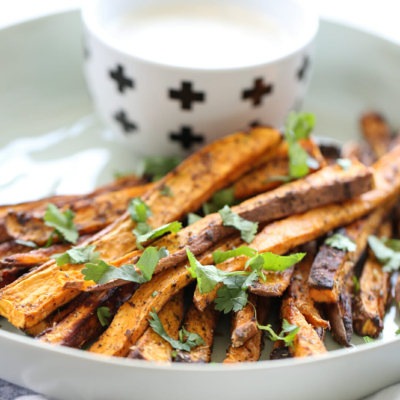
[0,1,399,399]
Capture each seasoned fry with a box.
[308,203,393,304]
[5,184,154,246]
[68,160,373,292]
[360,112,392,158]
[353,222,393,338]
[233,138,326,199]
[0,128,280,329]
[230,294,258,348]
[280,297,327,357]
[193,146,400,310]
[128,292,184,362]
[0,267,25,290]
[319,143,341,165]
[88,237,238,357]
[174,304,220,363]
[287,243,329,329]
[0,241,32,262]
[325,275,354,347]
[224,297,270,363]
[39,283,137,348]
[0,235,91,269]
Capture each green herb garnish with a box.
[15,240,38,249]
[203,188,236,215]
[364,336,374,343]
[138,156,183,181]
[337,158,352,171]
[325,233,357,252]
[51,245,100,266]
[368,236,400,272]
[352,276,360,295]
[188,213,202,225]
[44,204,79,244]
[97,307,112,327]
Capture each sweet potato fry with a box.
[88,237,238,357]
[308,203,393,304]
[0,128,280,329]
[224,297,270,363]
[230,294,258,348]
[0,235,91,269]
[128,292,184,362]
[360,112,392,158]
[5,184,154,246]
[70,159,373,292]
[325,275,354,346]
[174,304,220,363]
[353,222,393,338]
[280,298,327,357]
[39,283,137,348]
[319,143,341,165]
[395,277,400,311]
[287,243,329,329]
[0,267,25,290]
[193,145,400,310]
[233,138,326,199]
[0,241,32,262]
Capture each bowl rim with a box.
[81,0,320,72]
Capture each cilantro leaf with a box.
[364,336,374,343]
[135,221,182,249]
[138,156,183,181]
[353,275,360,294]
[257,252,306,273]
[337,158,352,171]
[51,245,100,266]
[188,213,202,225]
[257,319,300,349]
[285,112,316,140]
[383,238,400,252]
[82,246,168,284]
[15,240,38,249]
[203,188,236,215]
[368,235,400,272]
[128,198,152,223]
[151,291,158,298]
[214,286,248,313]
[44,204,78,244]
[149,308,204,351]
[395,328,400,336]
[325,233,357,252]
[212,246,257,265]
[288,140,310,179]
[97,307,112,326]
[219,205,258,243]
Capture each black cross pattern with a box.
[297,56,310,81]
[170,126,204,149]
[242,78,273,106]
[169,81,205,110]
[114,110,137,133]
[109,65,134,93]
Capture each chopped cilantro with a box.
[138,156,183,181]
[44,204,79,244]
[219,205,258,244]
[337,158,352,171]
[128,198,152,223]
[352,276,360,295]
[151,291,158,298]
[82,246,168,284]
[364,336,374,343]
[51,245,100,266]
[368,236,400,272]
[203,188,236,215]
[149,308,205,352]
[15,240,38,249]
[188,213,202,225]
[325,233,357,252]
[395,328,400,336]
[97,307,112,327]
[135,221,182,249]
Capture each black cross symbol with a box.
[114,110,137,133]
[169,81,205,110]
[297,56,310,81]
[170,126,204,149]
[109,65,134,93]
[242,78,273,106]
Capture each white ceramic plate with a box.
[1,9,400,400]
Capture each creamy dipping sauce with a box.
[105,1,293,69]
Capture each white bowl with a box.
[82,0,319,156]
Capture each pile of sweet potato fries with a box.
[0,111,399,363]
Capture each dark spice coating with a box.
[81,160,373,292]
[360,112,392,158]
[0,267,25,290]
[39,283,137,348]
[174,304,219,363]
[325,276,354,347]
[0,240,32,263]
